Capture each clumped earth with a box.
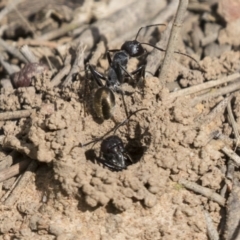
[0,0,240,239]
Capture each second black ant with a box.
[82,108,147,171]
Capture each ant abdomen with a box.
[93,87,115,120]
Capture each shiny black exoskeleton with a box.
[88,25,164,120]
[109,23,202,74]
[97,135,131,171]
[88,48,130,120]
[88,64,116,120]
[118,24,166,58]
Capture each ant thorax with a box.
[107,67,121,88]
[112,51,129,68]
[107,51,129,87]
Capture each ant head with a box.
[121,40,145,58]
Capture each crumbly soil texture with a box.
[0,0,240,239]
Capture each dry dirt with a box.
[0,0,240,240]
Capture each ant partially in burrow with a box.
[73,108,147,171]
[87,24,202,121]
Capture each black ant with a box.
[97,135,129,171]
[86,24,166,120]
[87,24,202,120]
[108,23,202,76]
[81,108,147,171]
[86,49,135,120]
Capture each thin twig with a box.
[4,160,38,206]
[0,0,22,22]
[226,160,235,180]
[139,0,179,77]
[49,54,71,87]
[195,96,232,128]
[19,45,38,63]
[191,79,240,106]
[152,0,179,25]
[0,109,34,121]
[62,42,86,86]
[224,177,240,240]
[179,179,226,206]
[0,55,18,75]
[0,135,4,145]
[74,0,167,51]
[222,146,240,167]
[213,131,234,147]
[227,101,240,148]
[0,38,27,63]
[36,20,87,41]
[0,151,16,171]
[10,1,35,36]
[145,0,179,77]
[0,158,31,183]
[1,174,21,203]
[145,20,173,78]
[17,39,59,48]
[169,73,240,102]
[159,0,189,86]
[0,182,2,198]
[89,41,106,66]
[220,184,227,197]
[50,64,71,88]
[203,209,219,240]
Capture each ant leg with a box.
[120,90,129,120]
[82,108,147,147]
[131,65,145,76]
[107,49,122,64]
[108,49,121,53]
[106,51,113,65]
[141,43,204,72]
[130,65,146,88]
[88,64,107,87]
[118,64,135,82]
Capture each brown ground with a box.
[0,0,240,239]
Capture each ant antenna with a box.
[82,108,147,147]
[135,23,166,41]
[140,42,205,72]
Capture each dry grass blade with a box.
[179,179,226,206]
[203,209,219,240]
[4,160,38,206]
[224,177,240,240]
[20,45,38,63]
[0,0,22,22]
[168,73,240,102]
[159,0,189,86]
[0,109,34,121]
[195,96,232,129]
[222,147,240,167]
[62,42,86,86]
[227,101,240,148]
[0,158,31,183]
[74,0,167,51]
[192,79,240,105]
[0,38,27,63]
